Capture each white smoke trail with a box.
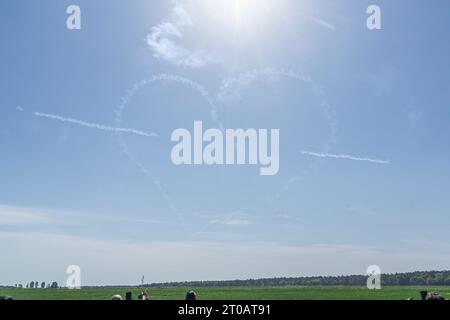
[215,68,338,212]
[309,16,337,31]
[34,112,158,138]
[217,68,337,146]
[114,74,220,218]
[302,151,389,164]
[115,74,221,129]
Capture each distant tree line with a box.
[1,281,59,289]
[3,271,450,289]
[142,271,450,288]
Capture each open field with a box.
[1,286,449,300]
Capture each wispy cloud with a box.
[194,231,261,242]
[197,212,254,226]
[309,16,336,31]
[0,229,391,285]
[223,219,253,226]
[0,205,56,226]
[146,2,209,67]
[3,229,448,286]
[34,112,158,138]
[0,204,172,229]
[209,217,254,226]
[302,151,389,164]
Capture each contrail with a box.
[34,112,158,138]
[302,151,389,164]
[309,16,337,31]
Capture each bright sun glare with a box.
[192,0,283,50]
[205,0,275,30]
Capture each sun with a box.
[188,0,287,52]
[200,0,275,30]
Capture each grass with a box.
[1,286,449,300]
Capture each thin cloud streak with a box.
[309,16,337,31]
[34,112,158,138]
[0,204,174,228]
[302,151,389,164]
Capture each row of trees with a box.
[14,281,59,289]
[143,271,450,288]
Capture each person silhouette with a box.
[185,291,197,300]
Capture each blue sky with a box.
[1,0,450,285]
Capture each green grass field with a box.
[1,286,449,300]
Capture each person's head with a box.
[111,294,123,300]
[185,291,197,300]
[138,291,149,300]
[426,292,445,300]
[0,296,13,301]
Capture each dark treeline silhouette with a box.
[141,271,450,288]
[3,281,58,289]
[3,271,450,290]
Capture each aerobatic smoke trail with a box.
[309,16,337,31]
[34,112,158,138]
[302,151,389,164]
[114,74,219,217]
[217,68,337,146]
[215,68,338,213]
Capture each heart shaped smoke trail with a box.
[114,74,221,221]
